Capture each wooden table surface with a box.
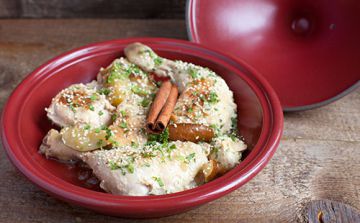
[0,19,359,223]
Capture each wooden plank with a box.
[0,0,186,18]
[307,200,360,223]
[0,0,21,17]
[0,19,359,223]
[0,19,187,109]
[283,91,360,142]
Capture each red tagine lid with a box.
[187,0,360,111]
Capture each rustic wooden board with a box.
[0,0,186,19]
[0,19,359,223]
[307,200,360,223]
[0,0,20,17]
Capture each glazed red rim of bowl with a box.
[1,37,283,217]
[186,0,360,111]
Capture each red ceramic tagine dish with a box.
[1,38,283,217]
[187,0,360,111]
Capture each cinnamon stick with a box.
[155,85,178,131]
[146,80,172,133]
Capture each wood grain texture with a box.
[0,0,21,17]
[307,200,360,223]
[0,0,186,19]
[0,19,359,223]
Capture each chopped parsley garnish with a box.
[119,121,128,129]
[126,163,135,174]
[158,128,169,144]
[212,147,220,158]
[90,94,97,101]
[210,124,221,136]
[120,110,127,117]
[230,116,239,140]
[141,151,156,158]
[166,143,177,154]
[109,161,119,170]
[105,128,113,140]
[96,139,104,147]
[199,91,219,104]
[176,155,186,163]
[140,97,151,107]
[131,65,141,75]
[230,133,237,142]
[151,144,165,157]
[231,116,237,129]
[111,114,118,121]
[145,129,178,160]
[208,91,219,104]
[187,107,193,113]
[131,85,148,96]
[147,128,169,145]
[152,176,164,187]
[89,105,95,111]
[106,62,131,84]
[199,94,206,102]
[169,143,176,150]
[107,71,121,84]
[94,128,101,133]
[84,124,91,130]
[154,57,163,66]
[98,110,104,116]
[131,141,138,148]
[98,88,111,95]
[155,81,162,87]
[108,161,135,175]
[189,68,199,79]
[69,103,76,112]
[185,153,196,163]
[143,49,156,59]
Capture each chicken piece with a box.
[97,57,157,107]
[172,66,237,134]
[46,81,115,128]
[124,43,174,78]
[96,58,158,148]
[59,93,151,152]
[81,141,211,195]
[40,129,211,196]
[125,43,245,175]
[39,129,81,161]
[50,59,158,153]
[108,94,149,148]
[209,135,247,172]
[125,42,237,134]
[60,124,109,152]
